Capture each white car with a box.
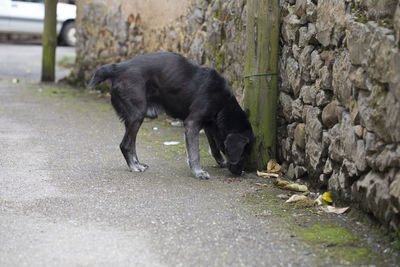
[0,0,76,46]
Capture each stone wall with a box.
[278,0,400,229]
[71,0,247,102]
[72,0,400,229]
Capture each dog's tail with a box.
[88,63,117,89]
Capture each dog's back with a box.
[88,52,197,89]
[89,52,231,120]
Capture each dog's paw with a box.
[194,169,210,180]
[218,160,227,168]
[129,162,149,172]
[138,162,149,171]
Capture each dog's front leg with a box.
[184,120,210,179]
[204,127,227,168]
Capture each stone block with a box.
[322,130,331,157]
[294,123,306,149]
[342,158,358,178]
[305,107,323,171]
[323,157,333,175]
[346,21,371,66]
[292,98,303,121]
[287,122,297,139]
[287,162,295,180]
[361,0,398,20]
[358,86,400,143]
[286,57,302,96]
[190,37,205,64]
[310,50,323,80]
[367,144,400,172]
[316,0,347,47]
[301,104,311,122]
[328,123,343,163]
[292,142,305,165]
[279,92,294,122]
[282,13,302,43]
[299,45,314,82]
[316,90,332,107]
[389,51,400,103]
[318,66,332,90]
[354,125,363,139]
[347,20,397,85]
[332,51,353,109]
[395,3,400,47]
[349,98,360,124]
[341,112,358,161]
[300,85,317,105]
[355,139,368,172]
[322,101,338,128]
[389,172,400,215]
[305,0,317,23]
[206,18,222,45]
[349,67,367,90]
[352,171,392,224]
[295,166,307,179]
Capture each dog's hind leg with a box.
[120,118,148,172]
[111,84,148,172]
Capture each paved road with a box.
[0,43,74,82]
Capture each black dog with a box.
[88,52,254,179]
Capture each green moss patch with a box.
[298,224,357,245]
[297,225,376,264]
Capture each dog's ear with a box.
[224,133,249,165]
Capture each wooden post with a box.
[41,0,58,82]
[243,0,280,170]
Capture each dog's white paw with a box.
[194,169,210,180]
[129,162,149,172]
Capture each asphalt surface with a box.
[1,44,398,266]
[0,43,74,82]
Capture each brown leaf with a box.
[267,159,281,173]
[282,183,308,192]
[273,178,290,187]
[257,171,279,178]
[285,194,310,203]
[319,206,350,214]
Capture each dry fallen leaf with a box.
[314,194,323,206]
[285,194,310,203]
[273,178,290,187]
[257,171,279,178]
[283,183,308,192]
[322,191,333,204]
[255,183,269,187]
[319,206,350,214]
[267,159,281,173]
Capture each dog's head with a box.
[224,131,254,175]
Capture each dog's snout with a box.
[227,162,244,176]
